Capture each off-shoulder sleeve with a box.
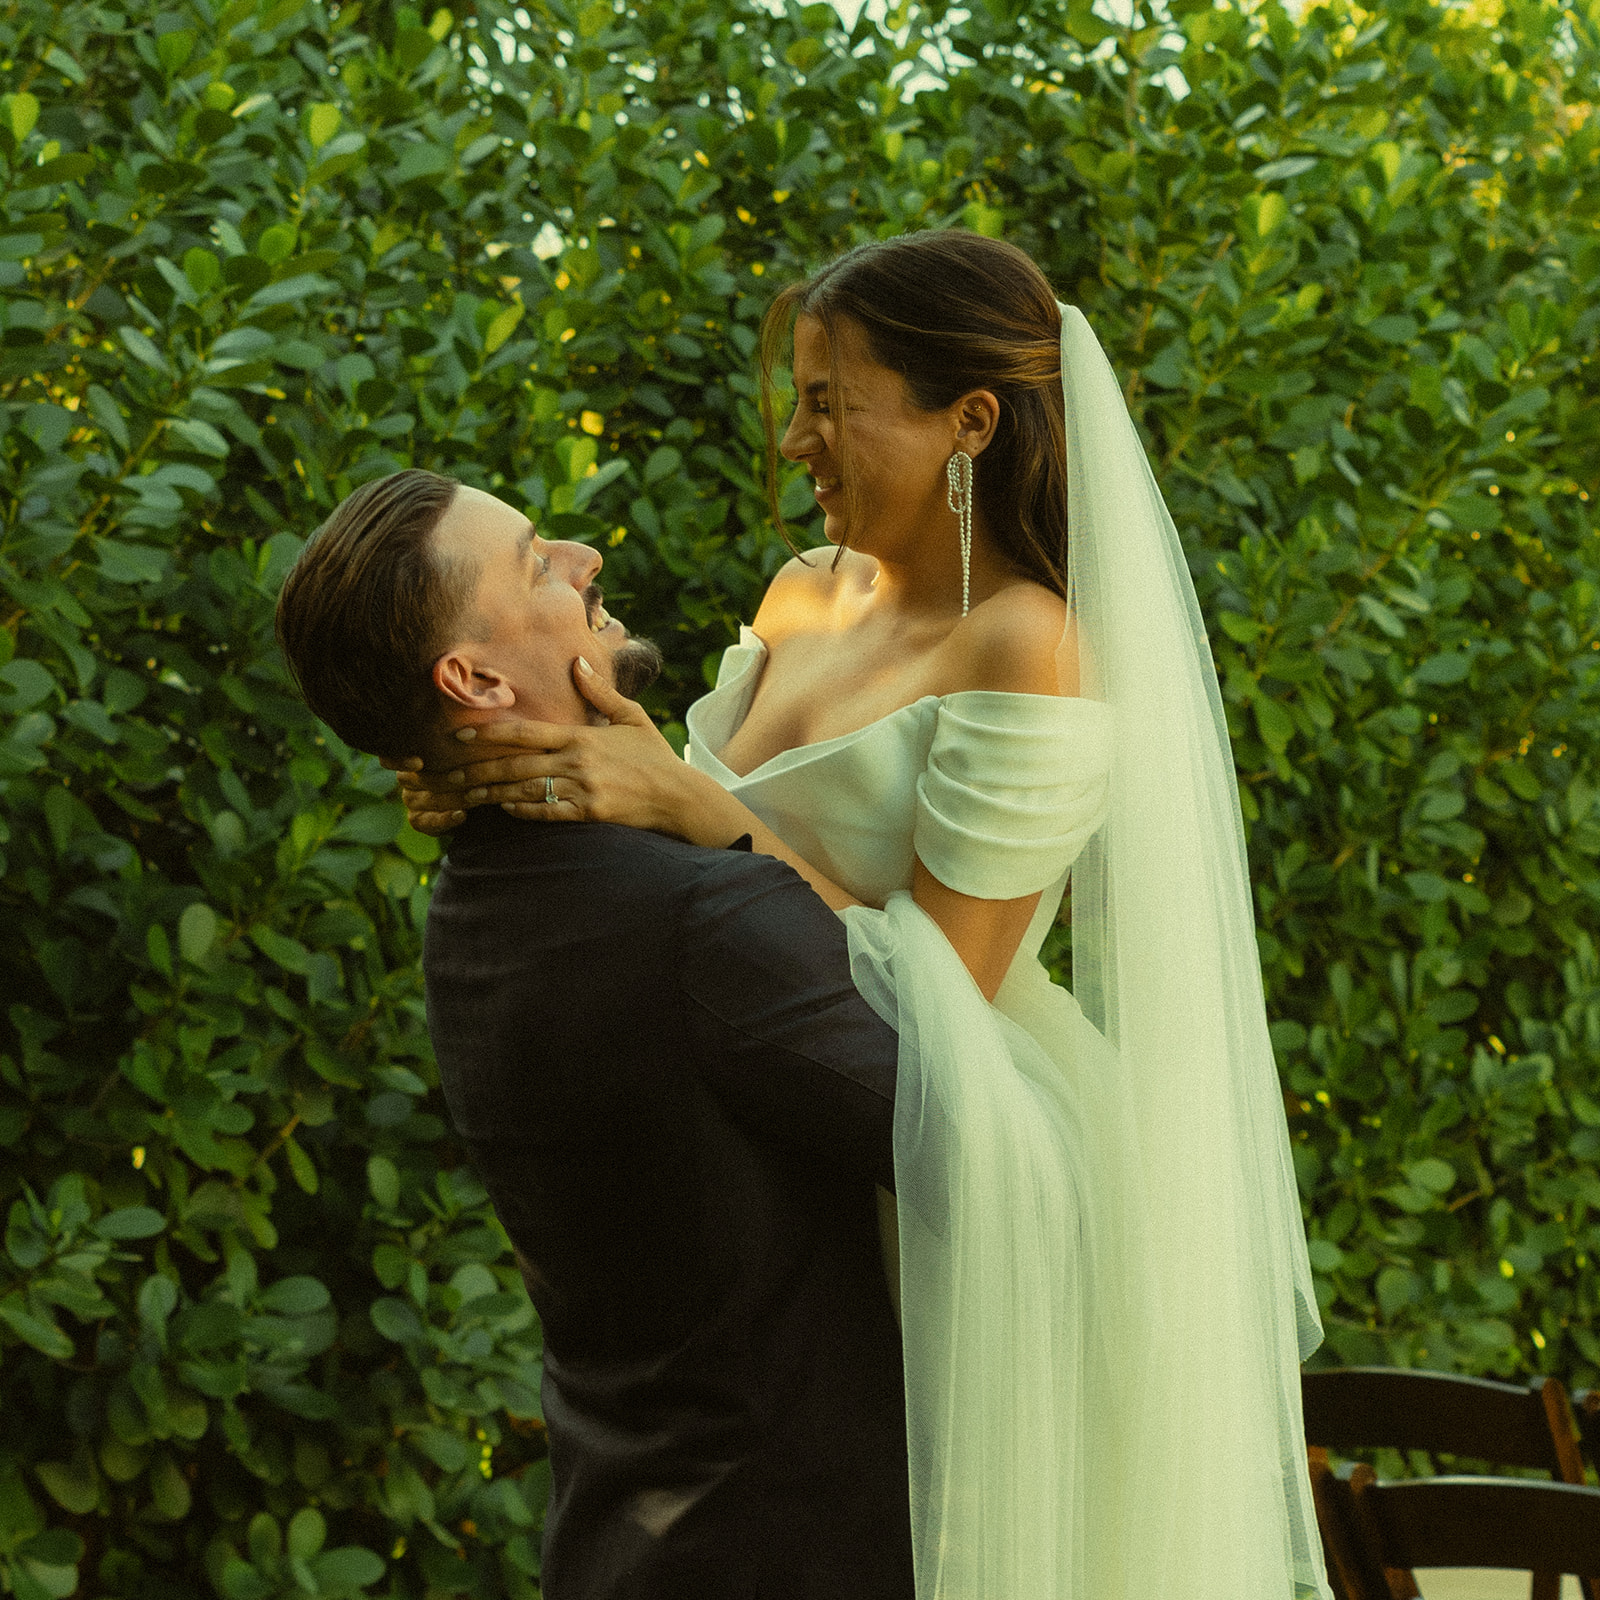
[913,692,1111,900]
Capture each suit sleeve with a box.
[679,850,898,1192]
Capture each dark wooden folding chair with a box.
[1314,1464,1600,1600]
[1302,1368,1595,1600]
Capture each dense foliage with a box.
[2,0,1598,1592]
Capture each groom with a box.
[275,470,914,1600]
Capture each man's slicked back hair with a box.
[275,469,468,761]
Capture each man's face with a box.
[430,486,660,727]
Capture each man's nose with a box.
[551,540,603,587]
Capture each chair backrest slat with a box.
[1302,1368,1564,1471]
[1356,1475,1600,1576]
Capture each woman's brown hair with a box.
[758,230,1069,598]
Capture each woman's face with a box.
[779,312,964,562]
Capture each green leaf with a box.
[369,1297,423,1343]
[147,1452,191,1521]
[284,1136,318,1195]
[250,925,310,974]
[1306,1238,1344,1273]
[1253,696,1294,754]
[145,924,173,979]
[34,1454,98,1516]
[410,1426,471,1472]
[366,1155,400,1210]
[256,223,297,264]
[311,1547,385,1590]
[3,92,39,142]
[167,417,230,458]
[1367,314,1419,344]
[17,152,93,190]
[483,302,523,355]
[305,103,341,151]
[0,1298,74,1360]
[93,1207,166,1240]
[393,142,451,184]
[247,272,338,308]
[177,903,218,965]
[1405,1158,1455,1194]
[220,1559,274,1600]
[97,541,169,585]
[332,803,405,845]
[258,1276,329,1316]
[1253,155,1317,182]
[1413,651,1470,685]
[156,29,195,73]
[287,1506,325,1561]
[0,660,58,712]
[117,326,168,374]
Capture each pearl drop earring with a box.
[947,450,974,616]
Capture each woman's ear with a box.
[434,649,515,710]
[955,389,1002,459]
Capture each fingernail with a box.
[576,656,594,676]
[456,726,477,741]
[501,802,515,812]
[452,811,466,823]
[466,787,486,803]
[446,771,464,785]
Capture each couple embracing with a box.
[276,232,1331,1599]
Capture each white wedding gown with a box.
[686,626,1331,1600]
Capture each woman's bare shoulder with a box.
[750,545,871,641]
[945,581,1077,697]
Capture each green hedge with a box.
[2,0,1599,1593]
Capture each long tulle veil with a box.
[1064,301,1330,1595]
[847,304,1332,1599]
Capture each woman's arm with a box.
[912,860,1042,1003]
[901,580,1074,996]
[398,663,863,912]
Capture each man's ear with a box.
[433,648,516,710]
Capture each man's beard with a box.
[611,635,663,699]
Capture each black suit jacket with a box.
[423,810,913,1600]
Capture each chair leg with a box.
[1531,1574,1558,1600]
[1308,1449,1387,1600]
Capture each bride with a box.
[399,230,1332,1598]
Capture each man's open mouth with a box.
[583,584,612,633]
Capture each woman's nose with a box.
[779,411,815,462]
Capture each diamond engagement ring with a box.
[543,776,557,805]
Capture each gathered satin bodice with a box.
[685,628,1113,971]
